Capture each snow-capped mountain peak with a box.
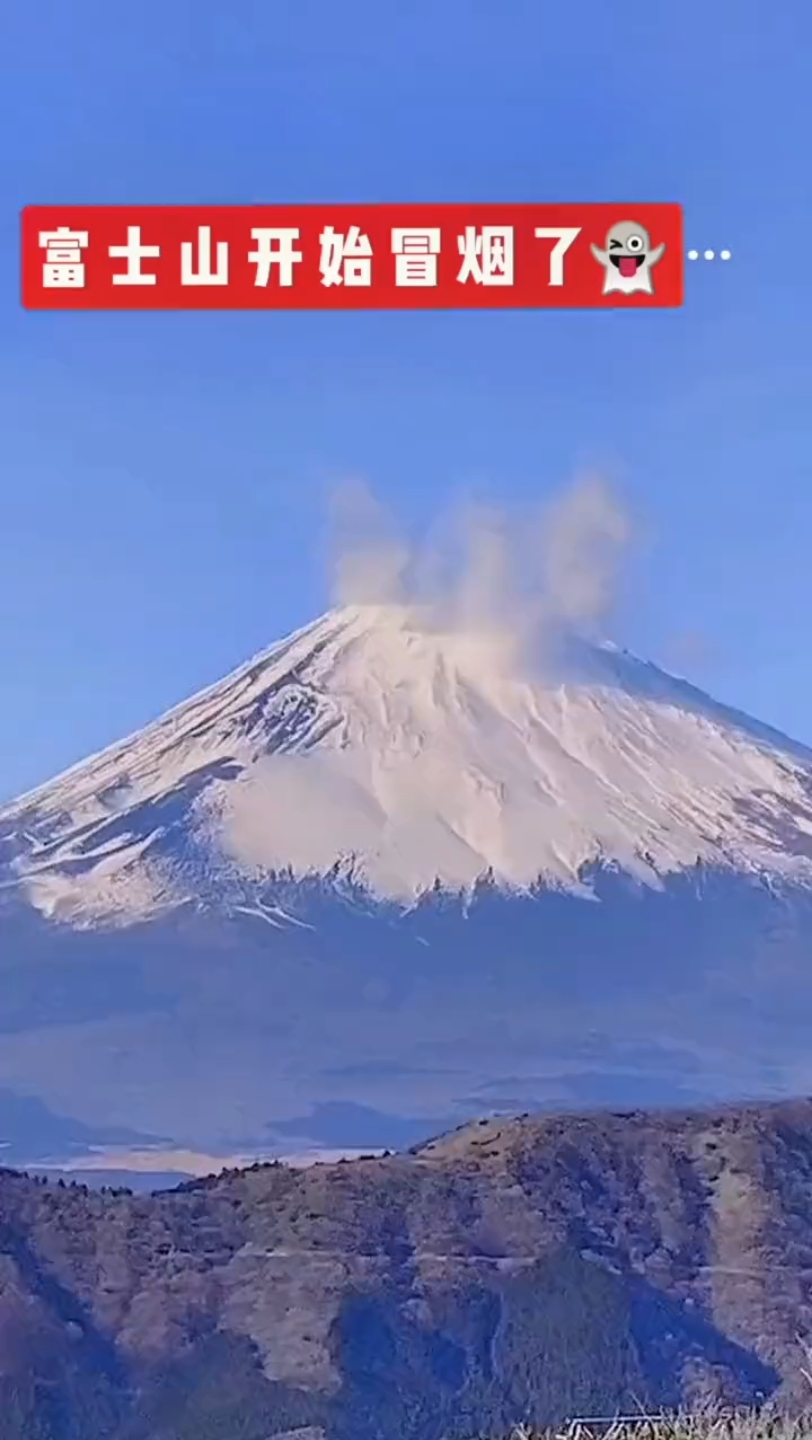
[4,602,812,925]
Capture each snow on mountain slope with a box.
[4,601,812,926]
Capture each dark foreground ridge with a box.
[2,1097,812,1439]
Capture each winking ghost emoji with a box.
[591,220,666,295]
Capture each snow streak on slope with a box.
[3,603,812,925]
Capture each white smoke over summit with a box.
[538,475,632,632]
[328,480,411,608]
[328,475,634,658]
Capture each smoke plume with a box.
[328,474,634,651]
[328,479,410,607]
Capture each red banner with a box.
[21,204,683,310]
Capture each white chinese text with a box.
[109,226,161,286]
[249,228,303,287]
[391,228,441,287]
[181,226,229,286]
[39,227,89,289]
[457,226,514,286]
[319,225,373,287]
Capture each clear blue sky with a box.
[2,0,811,799]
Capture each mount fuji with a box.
[3,601,812,1171]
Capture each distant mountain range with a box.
[1,1097,811,1439]
[3,603,812,1169]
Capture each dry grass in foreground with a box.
[500,1418,812,1440]
[490,1343,812,1439]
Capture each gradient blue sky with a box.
[2,0,810,799]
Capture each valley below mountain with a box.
[4,866,812,1171]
